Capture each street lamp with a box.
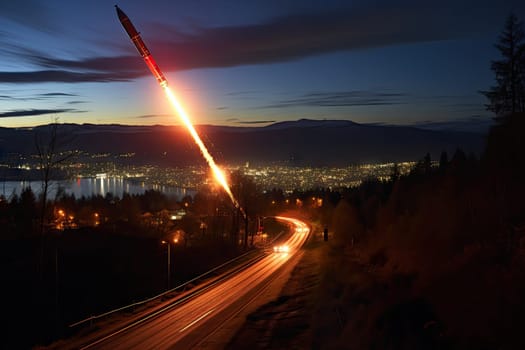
[161,240,170,290]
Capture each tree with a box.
[35,122,75,236]
[483,13,525,115]
[331,199,363,247]
[16,187,37,236]
[390,163,400,182]
[423,152,432,174]
[410,153,432,176]
[439,151,448,171]
[230,172,258,249]
[35,121,75,279]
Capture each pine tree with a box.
[483,14,525,116]
[439,151,448,171]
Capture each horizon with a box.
[0,117,493,134]
[1,1,523,132]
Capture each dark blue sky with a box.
[1,0,524,131]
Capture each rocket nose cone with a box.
[115,5,127,20]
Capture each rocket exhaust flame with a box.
[163,86,240,210]
[115,5,242,212]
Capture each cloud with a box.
[0,95,17,100]
[0,70,135,83]
[0,108,75,118]
[261,90,407,109]
[225,91,261,97]
[135,114,174,119]
[143,6,451,69]
[234,120,276,124]
[0,1,56,32]
[0,91,81,103]
[37,92,77,97]
[0,1,499,84]
[410,115,494,133]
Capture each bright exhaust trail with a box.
[115,5,241,212]
[163,86,240,210]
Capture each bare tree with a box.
[35,120,75,236]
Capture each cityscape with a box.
[1,151,416,196]
[1,1,525,349]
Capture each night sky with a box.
[1,0,524,131]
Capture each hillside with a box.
[231,113,525,349]
[0,119,484,166]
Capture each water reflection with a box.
[0,177,192,200]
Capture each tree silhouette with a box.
[390,163,400,182]
[410,152,432,176]
[230,171,258,249]
[17,187,37,236]
[35,122,75,236]
[482,13,525,115]
[439,151,448,171]
[35,122,76,279]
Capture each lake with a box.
[0,177,193,200]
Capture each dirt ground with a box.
[228,238,328,349]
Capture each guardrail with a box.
[69,230,285,329]
[69,248,258,328]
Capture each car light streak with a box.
[178,308,215,333]
[78,216,310,349]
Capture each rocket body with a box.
[116,5,168,87]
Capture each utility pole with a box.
[162,240,170,290]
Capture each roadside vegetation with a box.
[231,14,525,349]
[0,171,278,348]
[311,112,525,349]
[230,110,525,349]
[313,14,525,348]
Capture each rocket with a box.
[115,5,243,214]
[115,5,168,87]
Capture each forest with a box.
[307,14,525,348]
[303,111,523,349]
[2,12,525,350]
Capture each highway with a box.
[81,216,310,349]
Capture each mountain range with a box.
[0,119,485,166]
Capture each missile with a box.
[115,5,168,87]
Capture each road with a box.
[82,216,310,349]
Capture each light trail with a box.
[79,216,309,349]
[178,308,215,333]
[115,6,241,211]
[162,86,240,210]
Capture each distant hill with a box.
[0,120,485,166]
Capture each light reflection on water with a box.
[0,177,193,200]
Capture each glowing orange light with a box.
[162,85,240,210]
[117,5,241,213]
